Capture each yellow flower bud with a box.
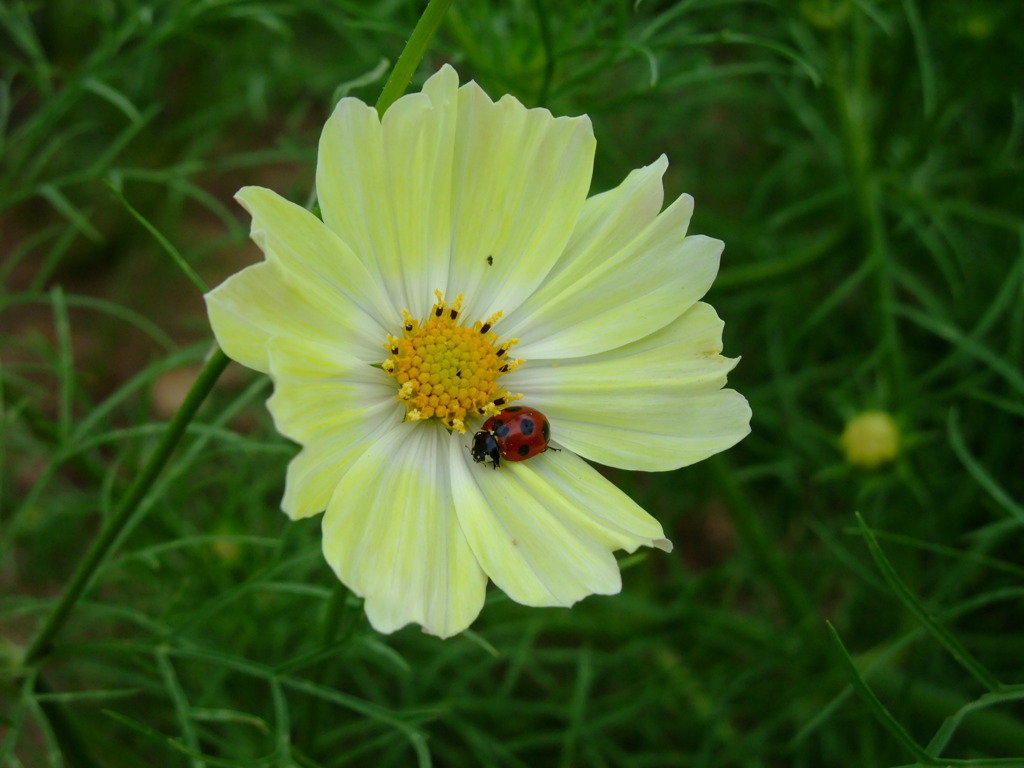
[840,411,900,469]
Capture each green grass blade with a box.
[105,182,208,294]
[37,183,102,242]
[928,686,1024,757]
[947,410,1024,525]
[49,286,74,446]
[855,513,1002,691]
[826,622,938,765]
[155,650,205,768]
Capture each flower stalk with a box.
[22,349,230,667]
[827,14,906,401]
[375,0,455,117]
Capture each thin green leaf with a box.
[928,686,1024,757]
[269,678,292,768]
[102,708,279,768]
[49,286,74,445]
[0,673,36,765]
[947,409,1024,525]
[900,0,936,116]
[826,622,938,765]
[897,305,1024,397]
[855,513,1002,691]
[38,183,102,242]
[163,645,432,768]
[105,182,208,293]
[155,651,205,768]
[82,77,143,123]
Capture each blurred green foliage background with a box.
[2,1,1023,766]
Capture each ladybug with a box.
[471,406,553,469]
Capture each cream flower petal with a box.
[447,78,596,319]
[508,186,722,361]
[316,96,398,302]
[378,67,458,317]
[512,303,751,471]
[265,337,401,519]
[318,65,595,326]
[233,186,399,354]
[317,66,459,319]
[534,155,668,289]
[206,260,337,374]
[450,440,670,608]
[322,422,487,638]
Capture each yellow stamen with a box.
[382,291,523,433]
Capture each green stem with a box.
[530,0,555,107]
[34,675,104,768]
[375,0,456,117]
[320,580,352,645]
[23,348,230,667]
[828,16,906,401]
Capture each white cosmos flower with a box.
[205,65,751,638]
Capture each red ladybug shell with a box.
[471,406,552,468]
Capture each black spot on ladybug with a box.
[494,423,511,438]
[542,420,550,441]
[517,444,531,457]
[486,255,494,266]
[519,417,535,436]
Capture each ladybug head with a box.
[470,430,501,468]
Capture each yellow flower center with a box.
[382,290,523,433]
